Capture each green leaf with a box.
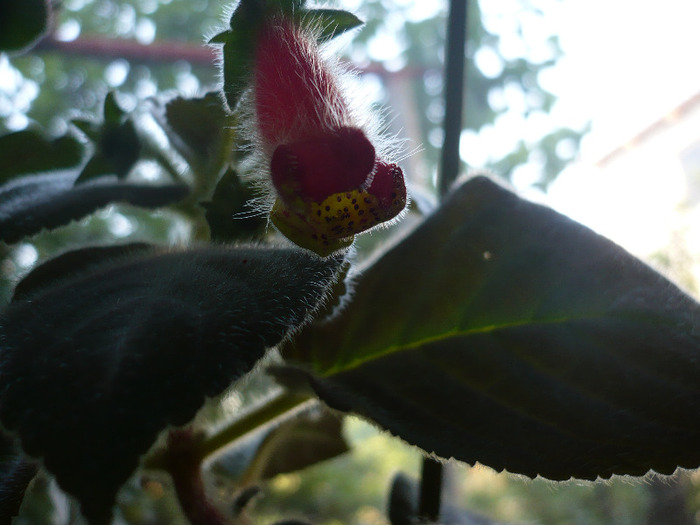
[12,243,152,300]
[214,405,349,484]
[214,1,359,110]
[303,9,363,42]
[74,94,142,183]
[0,129,84,184]
[161,92,234,178]
[202,168,267,242]
[103,91,125,123]
[215,0,266,111]
[0,431,37,522]
[282,176,700,481]
[0,245,343,524]
[0,171,188,243]
[0,0,50,52]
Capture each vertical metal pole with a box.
[418,457,443,521]
[438,0,468,198]
[420,0,468,521]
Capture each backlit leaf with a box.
[0,245,343,524]
[282,176,700,481]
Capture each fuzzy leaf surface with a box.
[0,245,342,524]
[0,171,187,243]
[283,176,700,481]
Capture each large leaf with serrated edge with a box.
[0,245,342,524]
[280,175,700,481]
[0,171,187,243]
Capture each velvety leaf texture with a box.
[283,175,700,481]
[0,245,342,524]
[0,171,187,243]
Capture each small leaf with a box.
[215,0,266,111]
[0,0,50,52]
[161,92,234,178]
[282,176,700,481]
[103,92,125,123]
[203,168,268,243]
[74,94,141,183]
[303,9,363,42]
[0,129,84,185]
[0,170,188,243]
[214,404,349,484]
[0,245,343,524]
[71,119,99,141]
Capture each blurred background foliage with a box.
[2,0,699,524]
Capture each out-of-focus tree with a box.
[3,0,585,189]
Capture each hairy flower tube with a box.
[251,15,407,256]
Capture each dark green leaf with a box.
[215,0,354,110]
[215,404,349,484]
[0,130,84,184]
[74,94,141,183]
[71,119,99,141]
[102,92,125,123]
[76,119,141,182]
[0,431,37,524]
[0,245,343,524]
[282,176,700,481]
[215,0,266,111]
[161,92,233,177]
[0,0,49,52]
[12,243,153,301]
[0,171,188,243]
[203,168,267,242]
[303,9,363,42]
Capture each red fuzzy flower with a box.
[252,16,407,255]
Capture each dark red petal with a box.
[270,127,375,204]
[368,160,406,211]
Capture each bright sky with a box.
[526,0,700,258]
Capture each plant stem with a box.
[194,391,314,463]
[418,458,443,522]
[438,0,468,197]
